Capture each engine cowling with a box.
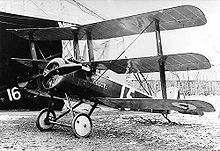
[42,58,66,90]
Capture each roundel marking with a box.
[172,102,197,110]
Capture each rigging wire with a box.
[133,73,151,96]
[35,44,46,60]
[62,0,107,60]
[85,21,154,91]
[65,0,106,21]
[29,0,52,19]
[139,72,155,96]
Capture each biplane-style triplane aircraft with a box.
[7,5,215,137]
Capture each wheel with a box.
[71,113,92,138]
[36,108,56,131]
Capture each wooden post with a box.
[73,32,80,61]
[29,35,37,60]
[86,31,94,63]
[28,34,41,89]
[155,19,167,99]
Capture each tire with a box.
[71,113,92,138]
[36,108,56,131]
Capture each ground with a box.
[0,96,220,151]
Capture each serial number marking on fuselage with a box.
[93,81,108,89]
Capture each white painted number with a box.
[120,86,126,98]
[120,85,135,98]
[126,88,135,98]
[7,87,21,101]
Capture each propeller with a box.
[42,58,90,90]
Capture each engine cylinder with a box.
[42,58,66,90]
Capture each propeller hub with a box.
[42,58,66,90]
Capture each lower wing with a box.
[98,98,215,115]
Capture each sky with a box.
[1,0,220,66]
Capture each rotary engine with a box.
[42,58,67,90]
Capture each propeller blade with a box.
[44,63,82,78]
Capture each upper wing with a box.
[7,5,206,40]
[11,58,49,70]
[0,11,58,28]
[98,98,215,115]
[90,53,211,74]
[7,26,76,41]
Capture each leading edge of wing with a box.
[11,58,48,70]
[91,53,211,74]
[7,5,206,41]
[78,5,207,40]
[98,98,215,114]
[7,26,77,41]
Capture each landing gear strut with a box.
[35,94,98,138]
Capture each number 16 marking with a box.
[7,87,21,101]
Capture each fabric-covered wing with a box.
[91,53,211,74]
[7,5,206,41]
[77,5,206,40]
[0,11,58,29]
[98,98,215,115]
[8,27,76,41]
[11,58,48,70]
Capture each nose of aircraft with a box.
[42,58,66,90]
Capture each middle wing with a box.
[90,53,211,74]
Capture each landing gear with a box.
[71,113,92,138]
[35,94,97,138]
[36,108,56,131]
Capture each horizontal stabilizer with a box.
[98,98,215,115]
[91,53,211,74]
[11,58,48,70]
[7,5,206,41]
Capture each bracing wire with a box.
[65,0,106,21]
[29,0,52,19]
[85,21,154,91]
[133,73,151,96]
[35,44,46,60]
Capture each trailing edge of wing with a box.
[91,53,211,74]
[11,58,48,70]
[7,5,206,41]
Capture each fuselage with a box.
[49,69,152,100]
